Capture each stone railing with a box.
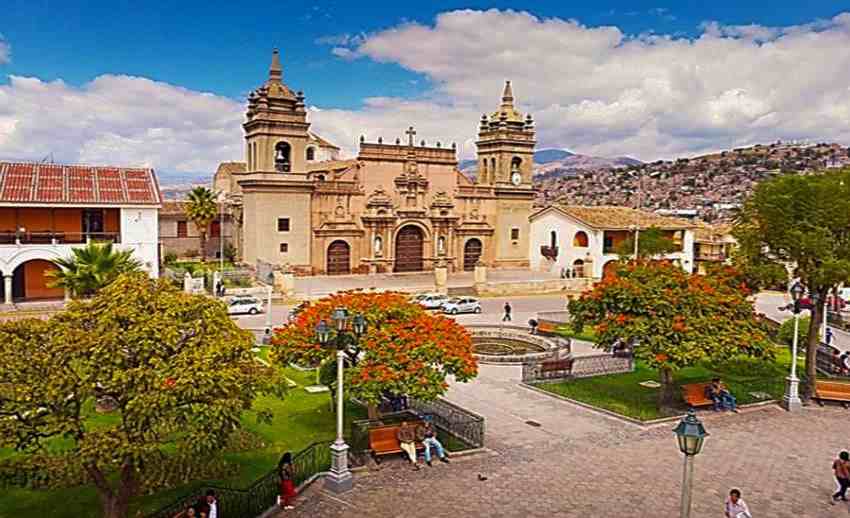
[521,352,634,383]
[468,325,570,364]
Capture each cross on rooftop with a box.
[405,126,416,147]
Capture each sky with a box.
[1,1,850,177]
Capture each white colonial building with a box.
[529,205,696,279]
[0,162,161,303]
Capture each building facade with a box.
[216,50,537,275]
[529,205,696,278]
[0,162,161,303]
[158,201,235,260]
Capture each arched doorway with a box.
[394,225,424,272]
[326,241,351,275]
[602,260,619,280]
[12,259,63,301]
[463,238,483,271]
[572,259,585,278]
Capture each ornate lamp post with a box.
[673,409,708,518]
[315,307,367,493]
[783,281,805,412]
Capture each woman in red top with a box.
[279,452,296,510]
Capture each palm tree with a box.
[185,187,219,262]
[48,241,142,298]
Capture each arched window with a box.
[274,142,291,172]
[511,157,522,173]
[306,147,316,161]
[490,158,496,177]
[573,231,589,248]
[550,230,557,249]
[481,159,488,182]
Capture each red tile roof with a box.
[0,162,161,206]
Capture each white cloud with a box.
[0,75,244,172]
[318,9,850,160]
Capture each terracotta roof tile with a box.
[0,162,160,206]
[548,204,696,230]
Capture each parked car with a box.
[227,296,264,315]
[418,293,449,310]
[442,297,482,315]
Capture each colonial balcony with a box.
[540,245,559,260]
[0,231,121,246]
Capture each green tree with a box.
[614,226,679,259]
[734,168,850,398]
[47,241,142,298]
[568,261,774,408]
[0,273,281,518]
[271,291,477,411]
[185,187,219,262]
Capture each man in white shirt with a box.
[725,488,751,518]
[206,490,218,518]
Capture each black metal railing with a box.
[409,398,485,449]
[0,231,120,245]
[144,439,332,518]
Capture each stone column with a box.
[474,262,487,293]
[3,275,12,305]
[434,261,448,295]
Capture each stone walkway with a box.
[278,405,850,518]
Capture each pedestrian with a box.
[833,451,850,504]
[279,451,297,510]
[826,327,834,345]
[724,488,751,518]
[204,490,217,518]
[502,302,512,322]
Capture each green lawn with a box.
[0,365,366,518]
[554,325,598,343]
[538,348,794,421]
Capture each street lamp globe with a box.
[352,314,367,336]
[673,409,708,456]
[332,307,349,331]
[315,320,331,346]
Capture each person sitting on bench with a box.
[706,377,738,412]
[417,419,449,467]
[396,421,420,470]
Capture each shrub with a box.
[777,316,814,350]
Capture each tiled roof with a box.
[159,200,188,215]
[214,162,246,178]
[0,162,161,206]
[693,223,735,243]
[537,204,695,230]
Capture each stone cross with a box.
[405,126,416,147]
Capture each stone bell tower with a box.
[476,81,537,268]
[243,49,311,174]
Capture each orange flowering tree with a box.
[271,291,477,406]
[568,261,774,407]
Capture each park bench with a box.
[535,320,558,335]
[536,358,574,380]
[814,380,850,407]
[681,382,716,408]
[368,422,425,462]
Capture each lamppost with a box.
[673,409,708,518]
[783,281,805,412]
[315,308,367,493]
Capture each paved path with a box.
[279,405,850,518]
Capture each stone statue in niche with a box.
[374,235,383,256]
[437,236,446,255]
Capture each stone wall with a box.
[476,277,593,297]
[571,354,634,378]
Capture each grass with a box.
[537,347,795,421]
[0,363,366,518]
[555,325,598,343]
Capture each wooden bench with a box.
[815,380,850,407]
[681,382,715,408]
[535,358,574,380]
[368,422,425,462]
[536,320,558,335]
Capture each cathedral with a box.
[214,50,537,275]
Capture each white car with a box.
[227,297,264,315]
[442,297,482,315]
[418,294,449,310]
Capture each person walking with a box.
[724,488,751,517]
[279,452,297,510]
[502,302,512,322]
[826,327,834,346]
[833,451,850,504]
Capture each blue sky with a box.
[2,3,850,173]
[3,1,848,109]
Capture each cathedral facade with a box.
[215,50,537,275]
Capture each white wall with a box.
[120,207,159,277]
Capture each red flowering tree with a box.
[568,261,774,407]
[271,291,477,408]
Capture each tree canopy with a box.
[185,187,219,262]
[271,291,477,406]
[614,226,679,259]
[0,273,281,518]
[734,168,850,396]
[568,261,774,406]
[47,241,142,298]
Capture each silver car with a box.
[442,297,482,315]
[418,293,449,310]
[227,296,264,315]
